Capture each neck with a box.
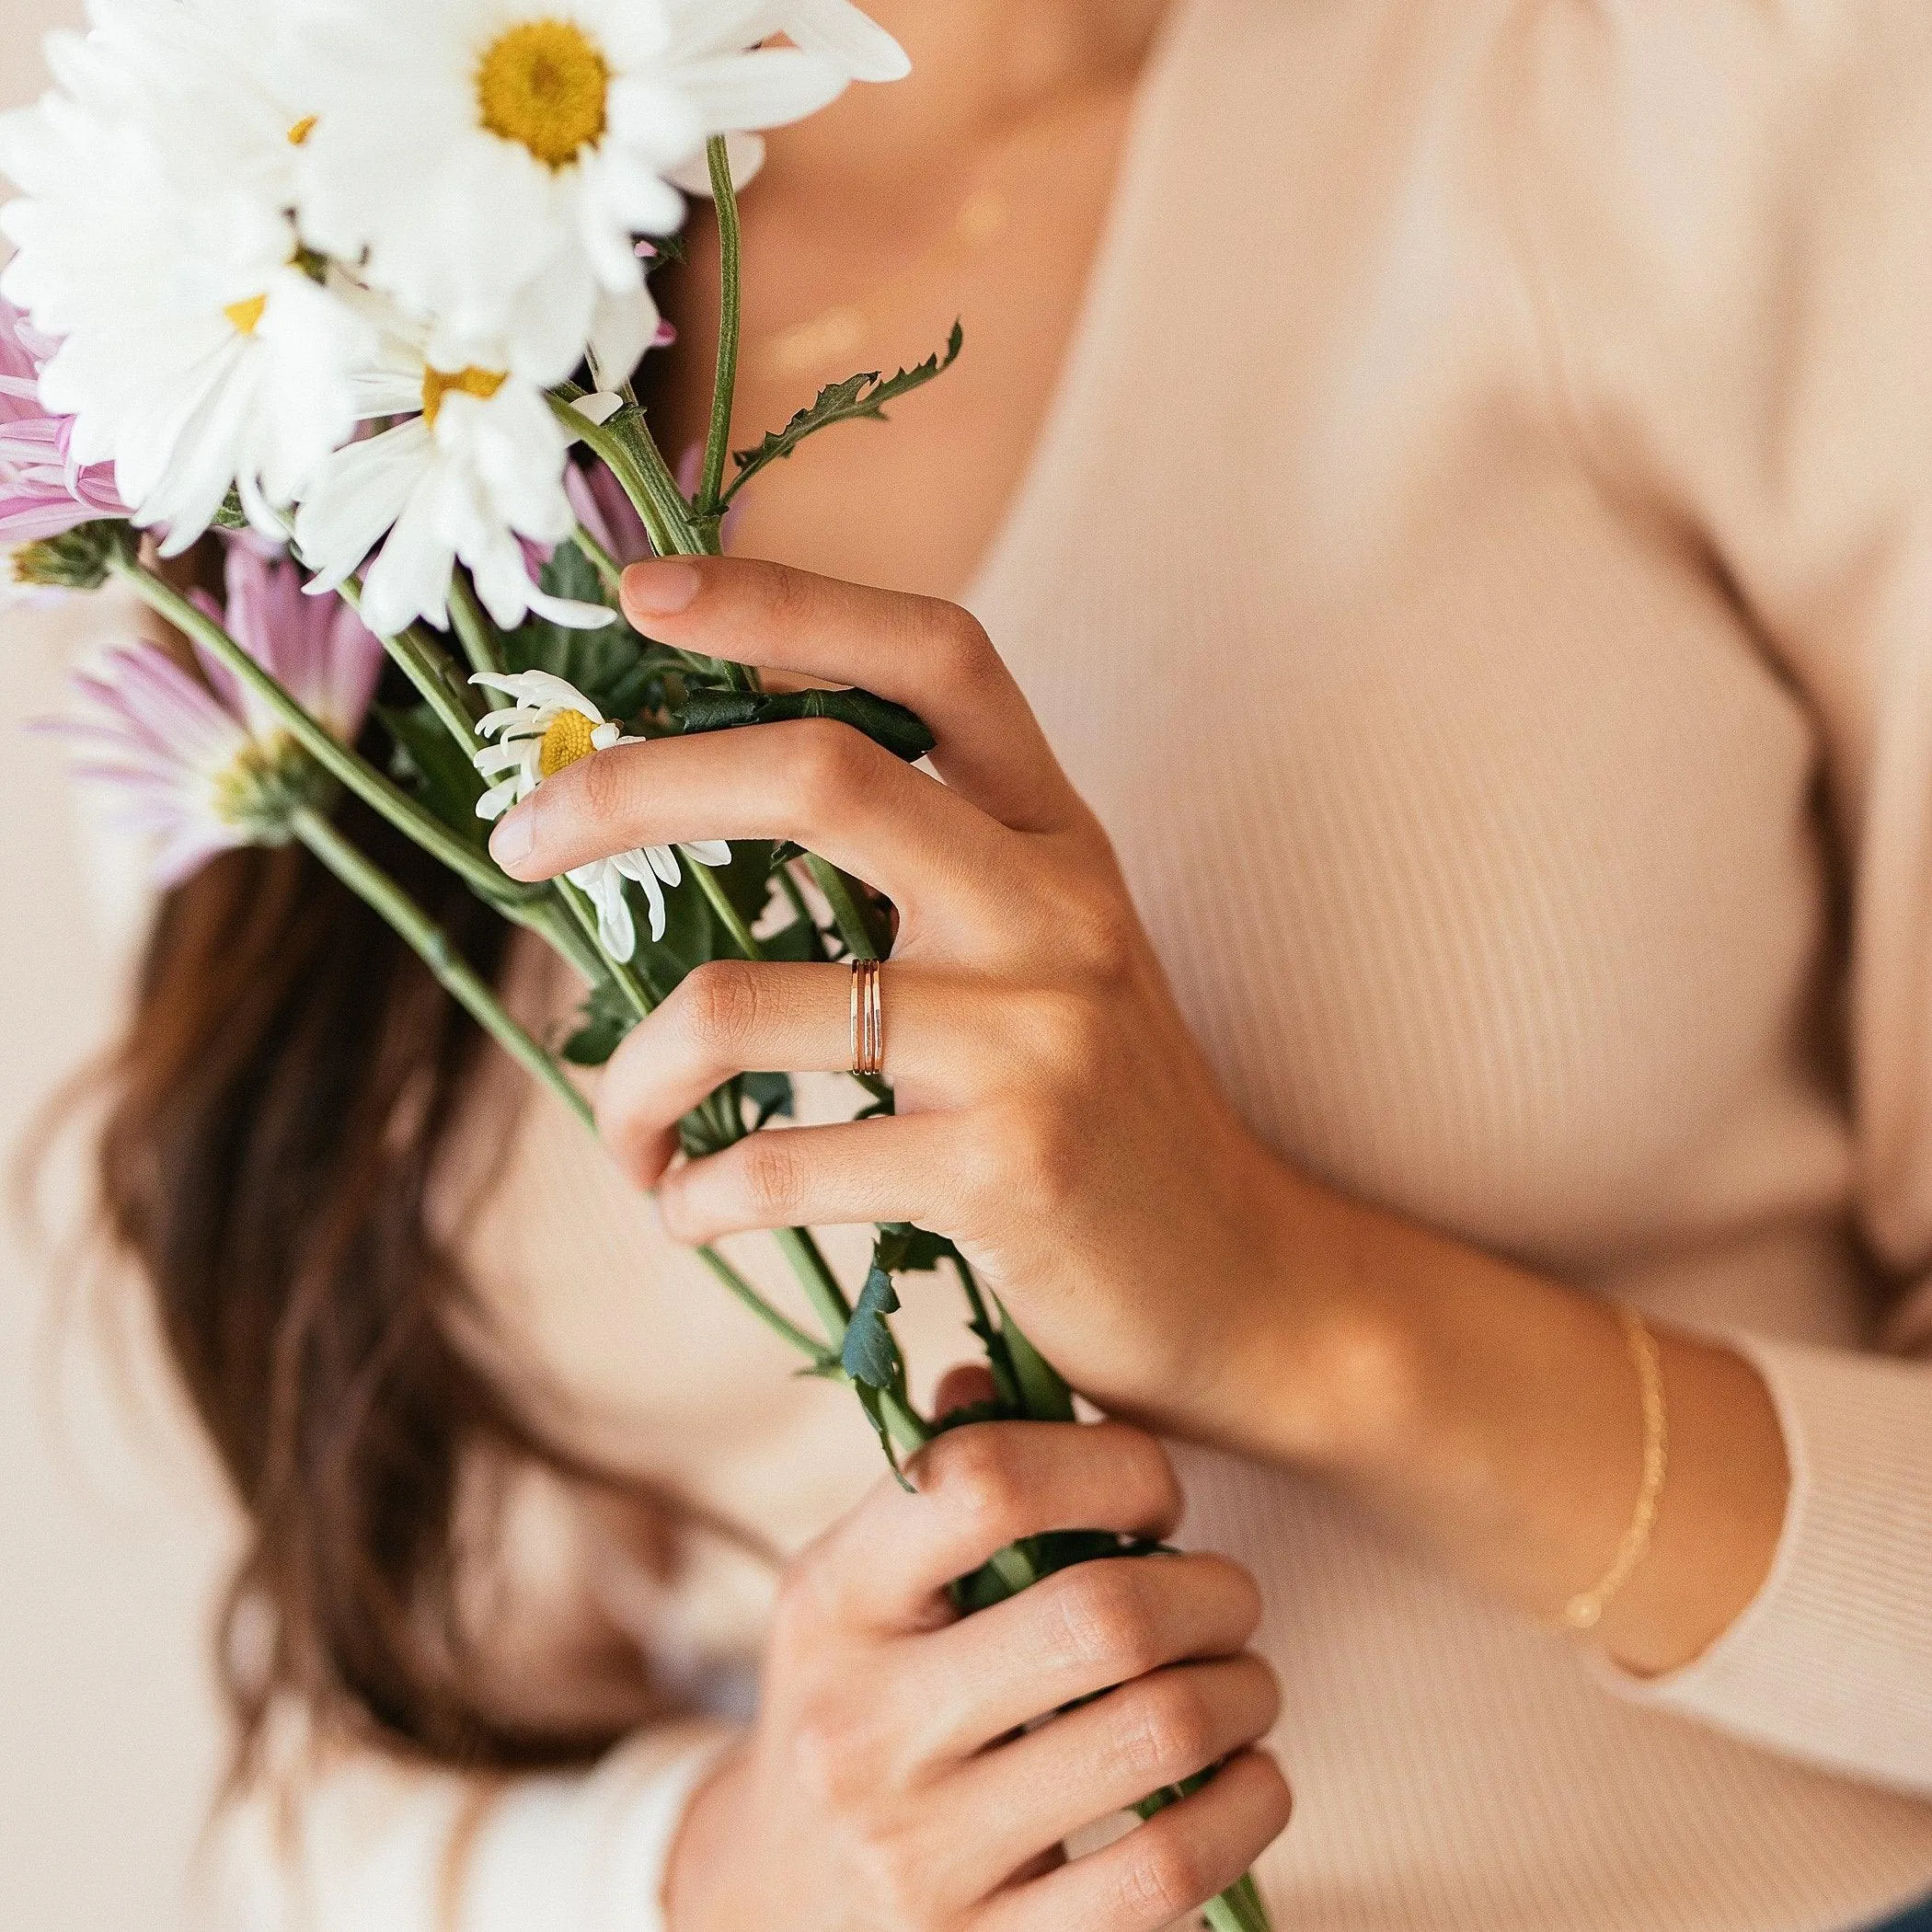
[765,0,1172,196]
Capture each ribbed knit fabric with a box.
[215,1,1932,1926]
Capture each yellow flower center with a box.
[420,364,507,427]
[224,293,268,335]
[212,732,300,827]
[538,708,600,779]
[476,19,609,168]
[288,114,318,145]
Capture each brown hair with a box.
[86,780,641,1777]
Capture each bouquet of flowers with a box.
[2,5,1268,1925]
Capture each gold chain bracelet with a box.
[1561,1304,1669,1632]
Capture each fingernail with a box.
[489,809,535,869]
[623,558,701,615]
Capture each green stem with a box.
[389,625,481,749]
[573,522,627,597]
[513,894,606,989]
[695,1245,825,1362]
[772,1226,928,1455]
[690,860,762,960]
[446,573,505,676]
[290,807,591,1131]
[805,853,889,960]
[556,879,656,1018]
[276,505,481,748]
[115,558,530,909]
[699,134,742,517]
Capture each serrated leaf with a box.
[874,1223,953,1274]
[729,322,963,496]
[841,1262,903,1389]
[854,1382,914,1490]
[678,685,935,764]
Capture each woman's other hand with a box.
[664,1408,1289,1930]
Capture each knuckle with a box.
[754,558,818,630]
[1117,1674,1215,1781]
[1002,1103,1085,1215]
[1018,987,1110,1083]
[1121,1832,1206,1923]
[573,735,635,826]
[920,1425,1029,1534]
[786,719,872,824]
[738,1133,805,1221]
[676,959,762,1057]
[923,598,997,687]
[1054,1567,1164,1681]
[1057,882,1138,983]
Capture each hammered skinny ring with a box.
[849,957,883,1077]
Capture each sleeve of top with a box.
[207,1720,737,1932]
[1509,0,1932,1793]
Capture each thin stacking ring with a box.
[849,957,884,1077]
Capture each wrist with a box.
[1189,1160,1435,1477]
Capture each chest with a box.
[645,89,1136,603]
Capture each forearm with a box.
[1219,1174,1790,1675]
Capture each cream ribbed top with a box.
[220,2,1932,1926]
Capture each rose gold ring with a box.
[849,958,883,1077]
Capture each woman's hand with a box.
[665,1412,1290,1930]
[489,554,1320,1443]
[489,554,1793,1678]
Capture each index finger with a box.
[621,555,1082,834]
[802,1420,1185,1634]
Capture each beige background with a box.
[2,6,237,1928]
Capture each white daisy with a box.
[0,0,365,550]
[290,0,902,384]
[471,668,730,960]
[294,297,615,638]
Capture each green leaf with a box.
[559,976,643,1066]
[728,322,964,497]
[874,1223,953,1274]
[760,914,828,963]
[678,685,935,763]
[854,1382,914,1491]
[841,1261,903,1389]
[712,840,784,926]
[380,702,489,844]
[741,1071,794,1131]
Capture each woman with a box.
[99,0,1932,1926]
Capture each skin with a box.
[489,1,1791,1921]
